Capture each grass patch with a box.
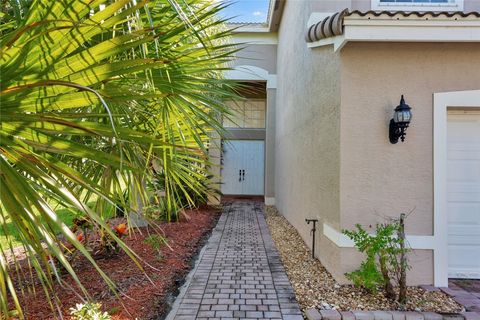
[144,234,168,251]
[0,202,115,250]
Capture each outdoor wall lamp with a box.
[389,95,412,144]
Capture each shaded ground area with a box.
[264,206,463,313]
[12,206,221,319]
[447,279,480,312]
[168,200,303,320]
[450,279,480,295]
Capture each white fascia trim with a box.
[266,75,277,89]
[307,35,347,52]
[433,89,480,287]
[233,26,271,33]
[264,197,275,206]
[308,19,480,51]
[323,223,437,250]
[343,22,480,42]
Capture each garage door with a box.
[447,111,480,279]
[221,140,265,196]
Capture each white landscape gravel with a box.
[264,206,463,313]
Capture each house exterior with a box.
[212,0,480,288]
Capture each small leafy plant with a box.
[99,223,129,255]
[345,255,384,293]
[70,302,111,320]
[143,205,169,221]
[343,214,410,303]
[144,234,168,251]
[144,234,169,261]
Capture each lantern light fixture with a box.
[389,95,412,144]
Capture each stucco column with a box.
[265,88,276,205]
[207,131,222,205]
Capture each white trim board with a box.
[433,90,480,287]
[264,197,275,206]
[323,223,437,250]
[225,65,277,89]
[308,35,347,51]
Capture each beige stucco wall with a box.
[208,131,222,205]
[275,1,480,285]
[308,0,370,12]
[265,88,276,199]
[337,42,480,284]
[465,0,480,11]
[275,0,343,279]
[233,44,277,75]
[340,42,480,233]
[310,0,353,12]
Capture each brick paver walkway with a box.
[169,201,303,320]
[444,280,480,312]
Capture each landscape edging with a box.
[304,309,480,320]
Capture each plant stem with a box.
[379,252,396,300]
[398,213,407,304]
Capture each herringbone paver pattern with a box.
[171,201,303,320]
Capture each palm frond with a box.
[0,0,241,317]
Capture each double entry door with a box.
[221,140,265,196]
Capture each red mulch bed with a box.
[12,206,221,320]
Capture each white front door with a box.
[447,111,480,279]
[221,140,265,196]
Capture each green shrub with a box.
[343,215,410,302]
[345,254,384,293]
[143,205,168,221]
[148,171,219,222]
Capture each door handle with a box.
[239,169,242,182]
[242,169,245,181]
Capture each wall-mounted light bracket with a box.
[389,95,412,144]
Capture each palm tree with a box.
[0,0,238,317]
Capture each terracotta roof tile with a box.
[306,9,480,43]
[348,10,480,18]
[306,9,348,43]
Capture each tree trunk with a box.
[379,253,396,300]
[398,213,407,304]
[130,181,149,227]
